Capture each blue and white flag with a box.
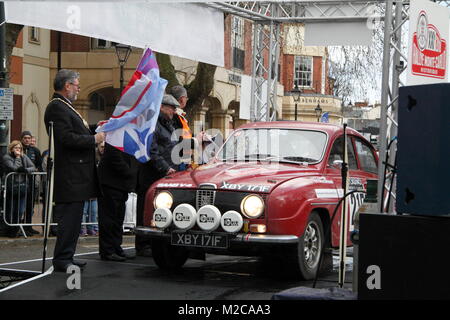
[320,112,329,123]
[97,48,168,163]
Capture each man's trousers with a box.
[52,201,84,268]
[98,185,128,257]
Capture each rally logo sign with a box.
[411,11,447,79]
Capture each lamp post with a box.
[115,44,132,96]
[315,103,323,122]
[292,84,302,121]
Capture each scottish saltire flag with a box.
[320,112,329,123]
[97,48,168,163]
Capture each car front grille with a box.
[196,184,217,210]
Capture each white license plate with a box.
[171,232,228,249]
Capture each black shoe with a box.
[100,253,126,262]
[7,232,19,238]
[24,227,39,236]
[118,251,136,260]
[53,263,80,272]
[28,228,40,235]
[72,260,87,268]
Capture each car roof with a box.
[235,121,363,139]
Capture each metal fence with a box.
[1,172,136,238]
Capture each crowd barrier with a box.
[1,172,136,238]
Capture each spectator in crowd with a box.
[30,136,37,147]
[168,85,192,171]
[21,131,42,170]
[80,142,104,237]
[2,141,36,238]
[135,94,179,256]
[80,199,98,236]
[20,130,42,236]
[44,69,105,272]
[96,141,105,163]
[98,142,138,261]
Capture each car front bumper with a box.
[135,226,299,245]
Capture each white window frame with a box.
[231,16,245,71]
[231,16,244,50]
[294,55,313,89]
[91,38,117,50]
[29,26,40,44]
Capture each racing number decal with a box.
[348,192,365,231]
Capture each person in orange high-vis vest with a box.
[169,85,195,170]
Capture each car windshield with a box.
[219,128,327,164]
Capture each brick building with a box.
[9,17,343,151]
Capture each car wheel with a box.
[151,239,189,270]
[298,212,324,279]
[283,212,325,280]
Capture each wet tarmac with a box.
[0,235,354,300]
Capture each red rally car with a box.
[135,121,378,280]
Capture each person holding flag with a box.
[96,48,167,261]
[135,94,181,256]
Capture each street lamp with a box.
[292,84,302,121]
[315,103,323,122]
[115,44,132,95]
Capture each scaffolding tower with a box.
[207,0,446,213]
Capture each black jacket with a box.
[149,114,178,176]
[23,145,42,171]
[98,143,138,193]
[137,114,178,193]
[44,93,99,203]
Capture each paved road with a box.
[0,235,354,300]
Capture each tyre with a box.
[151,239,189,270]
[284,212,325,280]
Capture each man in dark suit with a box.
[98,143,138,261]
[44,69,105,272]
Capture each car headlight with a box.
[154,191,173,209]
[240,194,264,218]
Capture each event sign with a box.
[407,0,450,85]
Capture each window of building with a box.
[231,16,245,70]
[91,38,118,49]
[294,56,313,88]
[90,92,106,111]
[29,27,40,44]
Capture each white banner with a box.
[239,75,251,120]
[305,22,372,46]
[5,2,224,67]
[407,0,450,85]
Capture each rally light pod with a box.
[153,208,173,229]
[196,205,221,232]
[221,210,244,233]
[172,203,197,230]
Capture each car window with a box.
[220,128,327,163]
[354,138,378,174]
[328,136,358,170]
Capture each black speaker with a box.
[397,83,450,215]
[358,213,450,300]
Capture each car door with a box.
[325,134,359,247]
[346,136,378,232]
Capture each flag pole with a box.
[42,122,55,273]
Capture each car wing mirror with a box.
[331,160,343,169]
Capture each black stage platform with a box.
[0,250,352,300]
